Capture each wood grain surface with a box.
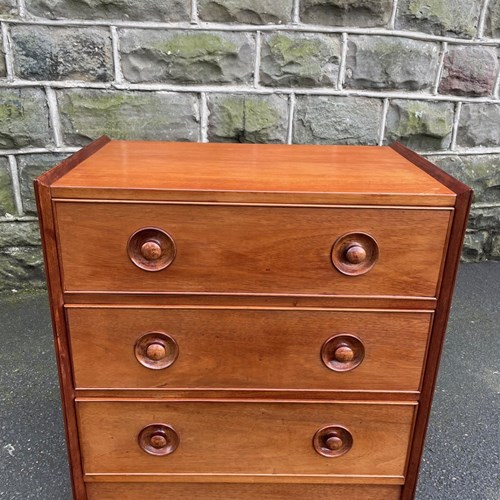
[77,400,415,477]
[54,202,451,297]
[86,482,401,499]
[67,307,432,392]
[50,141,455,206]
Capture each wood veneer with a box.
[35,138,471,500]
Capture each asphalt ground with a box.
[0,261,498,499]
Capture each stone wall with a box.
[0,0,499,290]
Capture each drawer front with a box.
[77,401,414,477]
[86,483,402,500]
[68,308,431,391]
[55,202,450,297]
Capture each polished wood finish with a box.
[86,483,402,500]
[391,142,473,500]
[66,308,432,391]
[50,141,455,207]
[77,400,414,477]
[34,136,111,500]
[35,139,471,500]
[54,202,451,297]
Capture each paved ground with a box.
[0,262,498,500]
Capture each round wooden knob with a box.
[334,345,355,363]
[146,342,167,361]
[135,332,179,370]
[321,334,364,372]
[331,232,378,276]
[325,434,343,451]
[313,425,353,458]
[141,240,162,261]
[345,244,366,264]
[128,227,176,272]
[150,433,168,449]
[138,424,179,456]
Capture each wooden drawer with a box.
[86,483,402,499]
[77,400,415,478]
[68,307,431,392]
[55,202,450,297]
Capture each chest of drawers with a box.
[35,138,472,500]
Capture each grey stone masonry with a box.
[119,30,255,85]
[11,26,113,82]
[57,89,200,146]
[439,46,499,97]
[486,0,500,38]
[0,157,15,216]
[0,0,16,17]
[345,36,440,90]
[457,104,500,148]
[198,0,294,24]
[0,88,52,149]
[208,94,289,143]
[300,0,393,27]
[0,0,499,289]
[385,100,454,150]
[0,37,6,78]
[396,0,484,38]
[260,33,340,87]
[17,154,69,214]
[294,96,382,145]
[25,0,192,22]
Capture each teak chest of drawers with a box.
[35,138,472,500]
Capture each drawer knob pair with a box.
[331,232,378,276]
[128,227,176,271]
[134,332,179,370]
[138,424,179,456]
[139,423,352,458]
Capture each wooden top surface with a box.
[51,141,455,205]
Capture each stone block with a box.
[385,100,454,150]
[439,46,498,97]
[0,221,41,247]
[485,0,500,38]
[57,89,200,146]
[396,0,483,38]
[345,36,440,90]
[457,104,500,147]
[18,154,69,214]
[25,0,191,21]
[0,0,17,17]
[0,88,52,149]
[300,0,393,27]
[468,206,500,232]
[0,247,45,291]
[462,231,488,261]
[0,157,16,216]
[260,32,340,87]
[429,154,500,205]
[491,234,500,259]
[0,38,6,78]
[120,30,255,85]
[198,0,293,24]
[208,94,288,143]
[11,26,113,82]
[293,96,382,145]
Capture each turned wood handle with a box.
[313,425,353,458]
[334,345,355,363]
[146,342,167,361]
[345,243,367,264]
[138,424,179,456]
[140,240,162,261]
